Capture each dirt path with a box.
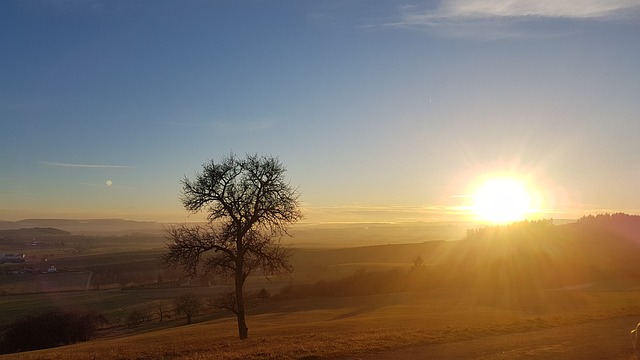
[333,316,639,360]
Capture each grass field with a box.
[3,220,640,359]
[2,287,640,360]
[0,282,285,325]
[0,272,92,294]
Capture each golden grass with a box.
[4,288,640,360]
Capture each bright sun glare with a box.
[472,178,533,224]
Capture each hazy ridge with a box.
[0,219,164,235]
[0,219,478,246]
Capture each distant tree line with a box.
[90,268,186,290]
[123,288,272,328]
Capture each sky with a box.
[1,0,640,224]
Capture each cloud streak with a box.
[38,161,136,169]
[389,0,640,39]
[427,0,640,20]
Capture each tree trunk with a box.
[235,244,249,340]
[236,304,248,339]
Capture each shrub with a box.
[256,287,271,300]
[126,306,153,326]
[0,308,106,353]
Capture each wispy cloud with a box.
[38,161,136,169]
[387,0,640,39]
[428,0,640,20]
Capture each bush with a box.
[256,287,271,300]
[126,306,153,326]
[0,308,106,354]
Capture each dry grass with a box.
[4,288,640,360]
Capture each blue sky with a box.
[1,0,640,223]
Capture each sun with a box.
[472,178,533,224]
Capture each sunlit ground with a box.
[3,289,640,360]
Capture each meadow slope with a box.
[2,288,640,360]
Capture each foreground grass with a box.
[3,288,640,360]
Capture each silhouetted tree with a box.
[410,256,426,272]
[156,301,167,322]
[163,153,302,339]
[174,293,201,325]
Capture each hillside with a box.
[288,221,472,247]
[3,214,640,358]
[0,227,71,239]
[0,219,474,244]
[439,214,640,291]
[1,290,639,360]
[0,219,164,235]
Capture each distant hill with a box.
[289,221,476,248]
[442,213,640,290]
[293,241,453,267]
[0,219,164,235]
[0,227,71,239]
[289,213,640,296]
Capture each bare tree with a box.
[174,293,201,325]
[156,301,167,322]
[163,153,302,339]
[213,290,240,314]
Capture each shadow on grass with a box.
[329,293,407,320]
[330,302,388,320]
